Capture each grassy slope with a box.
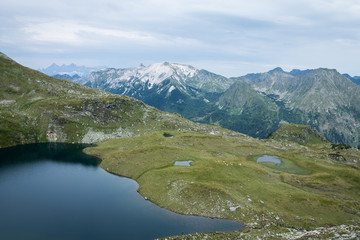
[205,81,281,139]
[85,129,360,237]
[267,123,328,145]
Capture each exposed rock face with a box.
[328,153,347,162]
[46,131,58,142]
[81,127,133,143]
[237,68,360,147]
[158,224,360,240]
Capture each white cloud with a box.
[1,0,360,76]
[22,20,156,45]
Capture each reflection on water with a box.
[0,143,99,168]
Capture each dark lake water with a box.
[0,143,243,240]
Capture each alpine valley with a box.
[1,52,360,239]
[74,62,360,147]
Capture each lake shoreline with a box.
[2,138,359,240]
[82,132,360,239]
[83,147,246,230]
[0,142,244,240]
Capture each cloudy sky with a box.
[1,0,359,76]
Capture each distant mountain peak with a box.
[342,73,360,85]
[313,67,338,73]
[49,63,59,68]
[269,67,284,73]
[121,62,199,85]
[82,61,233,98]
[290,69,312,76]
[39,63,106,77]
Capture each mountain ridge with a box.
[0,52,231,148]
[343,73,360,85]
[46,61,360,147]
[75,62,234,122]
[238,68,360,146]
[81,62,233,93]
[39,63,106,77]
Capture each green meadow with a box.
[85,130,360,234]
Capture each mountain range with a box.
[69,63,360,147]
[236,68,360,147]
[77,62,234,121]
[343,73,360,85]
[52,73,81,81]
[0,53,222,148]
[39,63,106,78]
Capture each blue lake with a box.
[174,160,193,166]
[257,155,282,166]
[0,143,243,240]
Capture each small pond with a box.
[257,155,282,166]
[0,143,243,240]
[174,160,193,166]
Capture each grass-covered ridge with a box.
[85,130,360,234]
[267,123,328,145]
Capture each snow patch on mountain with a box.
[138,63,174,84]
[82,61,234,96]
[173,63,198,77]
[126,62,198,85]
[85,62,200,91]
[168,85,176,93]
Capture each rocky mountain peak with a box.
[268,67,284,73]
[83,61,233,93]
[290,69,312,76]
[105,62,199,86]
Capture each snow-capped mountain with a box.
[78,62,234,118]
[81,62,233,94]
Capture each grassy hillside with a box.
[203,81,281,138]
[267,123,328,145]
